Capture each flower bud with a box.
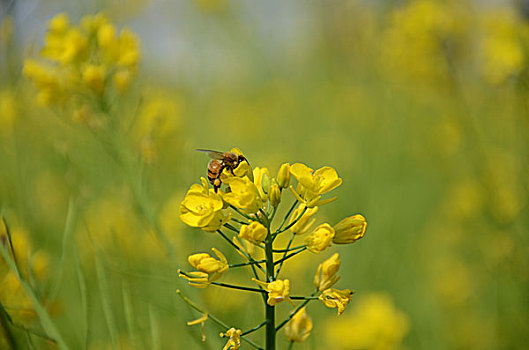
[188,248,228,275]
[314,253,341,291]
[333,214,367,244]
[239,221,267,245]
[304,223,335,253]
[277,163,291,189]
[319,288,354,315]
[269,182,281,207]
[289,204,318,235]
[284,307,313,343]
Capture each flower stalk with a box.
[177,152,367,349]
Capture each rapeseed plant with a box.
[178,149,367,349]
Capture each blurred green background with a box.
[1,0,529,349]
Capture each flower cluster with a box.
[23,13,139,108]
[177,148,367,349]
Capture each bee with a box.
[196,149,248,192]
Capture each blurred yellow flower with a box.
[314,253,341,291]
[284,306,312,343]
[24,12,140,107]
[325,293,409,350]
[239,221,267,245]
[221,176,263,214]
[180,178,230,231]
[305,223,334,253]
[0,89,17,134]
[289,204,318,235]
[479,10,528,85]
[252,278,293,306]
[333,214,367,244]
[319,288,353,315]
[82,64,107,94]
[220,328,242,350]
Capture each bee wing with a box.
[195,149,225,160]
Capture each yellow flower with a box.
[277,163,291,189]
[314,253,341,291]
[180,177,230,231]
[333,214,367,244]
[188,248,229,278]
[221,176,263,214]
[220,328,242,350]
[319,288,354,315]
[290,163,342,207]
[252,278,293,306]
[239,221,267,245]
[289,204,318,235]
[284,306,313,343]
[82,64,107,94]
[187,313,208,341]
[269,182,281,207]
[253,167,271,201]
[304,224,335,253]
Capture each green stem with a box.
[276,291,319,331]
[242,321,267,336]
[290,296,319,300]
[229,205,254,221]
[275,200,298,233]
[210,281,266,294]
[223,223,240,234]
[264,223,276,350]
[0,230,68,349]
[274,247,307,266]
[176,290,264,350]
[288,341,294,350]
[0,301,17,349]
[272,244,304,253]
[274,233,296,279]
[229,260,266,268]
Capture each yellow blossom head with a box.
[221,176,263,214]
[220,328,242,350]
[187,313,208,342]
[290,163,342,197]
[333,214,367,244]
[304,223,335,253]
[180,178,230,231]
[253,278,293,306]
[289,204,318,235]
[284,306,313,343]
[319,288,354,315]
[239,221,267,245]
[314,253,341,291]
